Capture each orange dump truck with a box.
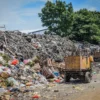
[64,55,94,83]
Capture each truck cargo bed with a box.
[64,56,90,71]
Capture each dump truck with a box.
[64,50,94,83]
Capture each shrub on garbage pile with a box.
[3,63,9,67]
[0,53,10,63]
[33,58,40,64]
[5,80,14,87]
[27,56,40,67]
[32,56,40,62]
[26,61,35,67]
[0,78,14,87]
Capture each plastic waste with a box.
[38,74,48,84]
[32,92,40,99]
[5,95,10,100]
[20,76,26,80]
[0,88,7,96]
[0,56,5,65]
[1,72,9,78]
[93,72,96,74]
[7,77,19,86]
[0,67,11,77]
[26,82,33,86]
[0,67,3,73]
[19,84,25,88]
[11,59,19,65]
[10,88,20,92]
[54,79,60,83]
[53,72,60,77]
[24,60,29,64]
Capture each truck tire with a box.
[85,72,91,83]
[65,73,70,82]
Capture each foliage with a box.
[39,0,74,37]
[27,61,35,67]
[71,9,100,44]
[39,1,100,44]
[0,53,10,63]
[5,80,14,87]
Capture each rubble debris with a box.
[54,90,59,92]
[0,51,64,99]
[0,31,75,61]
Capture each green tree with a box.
[71,9,100,44]
[39,1,74,37]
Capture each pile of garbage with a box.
[0,52,64,99]
[0,31,75,61]
[0,30,75,99]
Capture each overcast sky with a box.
[0,0,100,32]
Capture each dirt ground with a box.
[68,85,100,100]
[36,73,100,100]
[67,69,100,100]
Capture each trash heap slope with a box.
[0,31,75,60]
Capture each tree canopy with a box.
[39,1,100,44]
[71,9,100,44]
[39,0,74,37]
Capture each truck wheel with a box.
[85,72,91,83]
[65,74,70,82]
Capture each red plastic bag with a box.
[54,79,60,83]
[32,95,40,98]
[11,59,19,65]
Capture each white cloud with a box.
[74,0,98,11]
[75,6,96,11]
[0,0,98,30]
[0,0,46,30]
[88,7,96,11]
[88,0,100,3]
[40,0,53,2]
